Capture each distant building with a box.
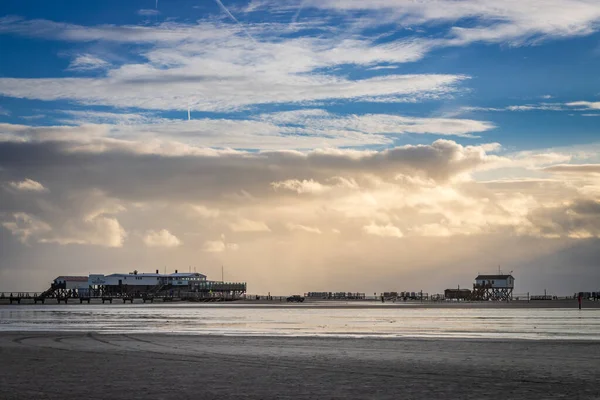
[472,274,514,301]
[444,288,471,300]
[53,276,90,290]
[88,271,207,290]
[45,270,245,300]
[474,274,515,289]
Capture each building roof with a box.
[475,274,514,280]
[103,272,206,278]
[170,272,206,278]
[54,276,89,282]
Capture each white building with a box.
[54,276,90,290]
[474,274,515,289]
[88,271,207,288]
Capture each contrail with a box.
[188,106,191,121]
[291,0,307,24]
[214,0,256,44]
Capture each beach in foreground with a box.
[1,332,599,400]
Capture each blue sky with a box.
[2,1,600,293]
[1,0,599,151]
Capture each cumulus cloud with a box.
[40,215,126,247]
[363,222,404,238]
[202,238,239,252]
[2,212,51,244]
[526,200,600,239]
[1,133,599,292]
[8,178,47,192]
[1,188,127,247]
[143,229,182,247]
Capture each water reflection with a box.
[1,304,599,340]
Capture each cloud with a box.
[56,110,154,125]
[463,100,600,115]
[506,104,564,112]
[272,179,330,194]
[527,200,600,239]
[2,212,51,244]
[0,130,598,257]
[40,215,126,247]
[21,114,46,121]
[67,54,110,72]
[190,205,220,218]
[8,178,47,192]
[202,238,239,252]
[363,223,404,238]
[0,138,507,210]
[0,107,494,151]
[0,16,467,112]
[214,0,256,44]
[259,109,494,138]
[462,103,565,113]
[543,164,600,174]
[1,133,600,292]
[566,101,600,110]
[286,223,322,234]
[0,74,465,113]
[263,0,600,46]
[229,218,271,232]
[1,187,127,247]
[1,1,599,116]
[138,9,160,16]
[143,229,182,247]
[0,106,10,116]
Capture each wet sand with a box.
[2,298,599,308]
[1,332,599,399]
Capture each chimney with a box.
[156,269,159,274]
[175,269,178,273]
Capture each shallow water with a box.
[1,303,599,340]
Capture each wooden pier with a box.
[1,276,247,305]
[0,292,244,305]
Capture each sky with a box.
[1,0,600,295]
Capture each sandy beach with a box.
[1,332,599,399]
